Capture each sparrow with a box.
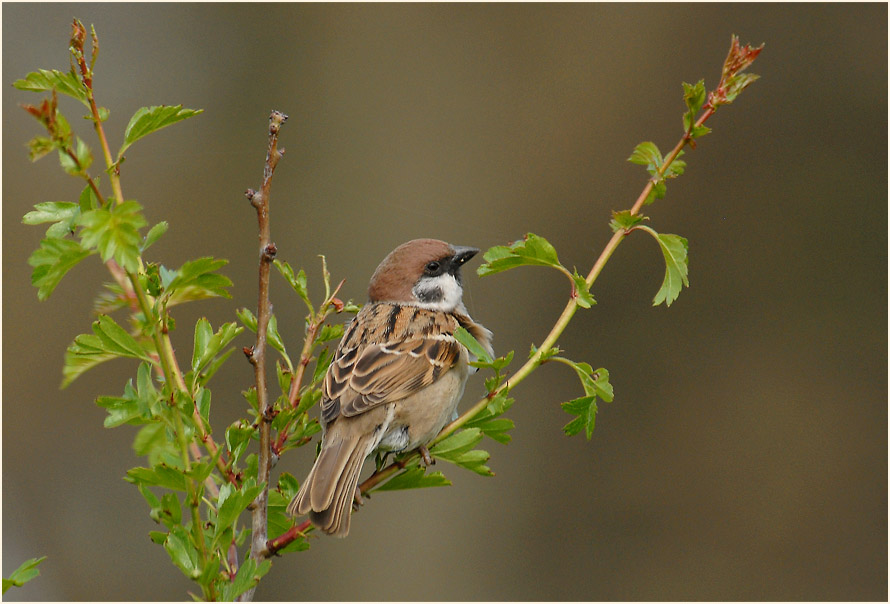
[287,238,493,537]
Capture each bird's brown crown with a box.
[367,239,454,303]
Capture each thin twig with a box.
[243,111,288,599]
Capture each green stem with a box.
[361,101,720,495]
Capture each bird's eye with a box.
[425,261,441,274]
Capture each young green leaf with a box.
[454,326,494,364]
[316,323,344,345]
[236,307,258,333]
[682,79,707,134]
[28,237,93,300]
[164,257,233,305]
[561,395,598,439]
[78,181,100,211]
[14,68,89,106]
[62,316,153,387]
[191,319,242,376]
[95,363,161,428]
[132,422,179,466]
[464,416,515,444]
[22,201,80,238]
[142,221,169,251]
[375,465,452,491]
[58,136,92,175]
[119,105,203,157]
[2,556,47,594]
[637,226,690,306]
[274,260,312,313]
[93,315,153,360]
[214,482,263,545]
[26,135,55,162]
[571,269,596,309]
[220,557,273,601]
[163,526,200,579]
[267,314,292,370]
[77,200,147,273]
[429,428,494,476]
[477,233,566,277]
[609,210,649,233]
[226,422,254,464]
[628,141,663,169]
[126,465,189,492]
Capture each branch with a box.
[244,110,288,588]
[358,35,763,495]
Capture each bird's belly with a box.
[378,366,468,452]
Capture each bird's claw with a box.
[419,445,435,466]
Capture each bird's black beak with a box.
[451,245,479,267]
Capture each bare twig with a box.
[242,110,287,601]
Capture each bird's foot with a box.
[352,487,366,512]
[419,445,435,466]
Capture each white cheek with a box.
[413,274,463,312]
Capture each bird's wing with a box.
[326,335,463,421]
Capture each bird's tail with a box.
[287,429,377,538]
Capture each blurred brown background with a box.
[3,3,886,601]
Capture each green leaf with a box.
[164,526,200,579]
[274,260,312,313]
[58,136,92,175]
[94,315,153,359]
[430,427,483,459]
[683,79,707,116]
[78,200,147,272]
[133,422,179,466]
[454,327,494,364]
[28,237,93,300]
[571,269,596,309]
[142,221,168,251]
[2,556,47,594]
[221,557,272,601]
[267,314,291,369]
[159,492,182,528]
[62,316,153,387]
[126,465,189,492]
[164,257,232,304]
[682,79,707,133]
[723,72,760,104]
[226,422,254,464]
[215,482,263,544]
[26,135,55,162]
[96,374,156,428]
[14,68,89,105]
[78,182,100,211]
[236,308,258,333]
[23,201,79,238]
[375,465,452,491]
[191,319,242,376]
[465,417,515,444]
[316,323,343,344]
[119,105,203,157]
[638,226,689,306]
[628,141,663,168]
[477,233,565,277]
[276,473,301,501]
[430,428,494,475]
[561,395,598,439]
[609,210,648,233]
